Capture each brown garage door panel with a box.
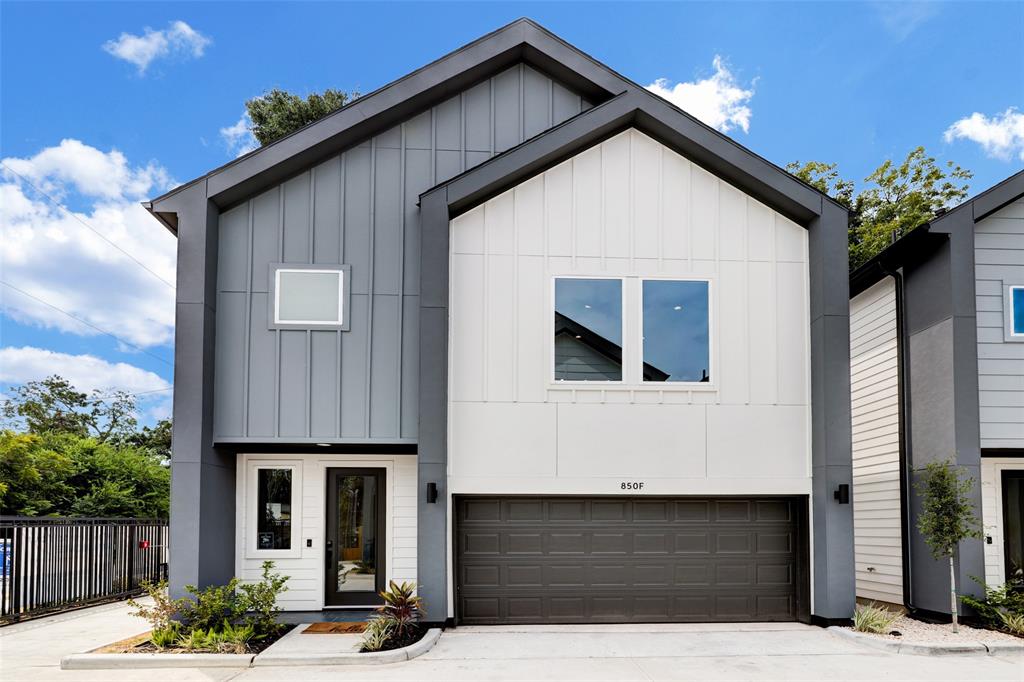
[455,497,805,624]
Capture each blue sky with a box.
[2,1,1022,425]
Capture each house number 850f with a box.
[621,482,644,490]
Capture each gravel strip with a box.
[849,615,1022,645]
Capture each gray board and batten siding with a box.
[212,64,592,444]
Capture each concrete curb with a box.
[61,653,254,670]
[252,627,442,666]
[828,626,1023,656]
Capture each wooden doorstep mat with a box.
[303,622,367,634]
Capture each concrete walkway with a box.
[2,602,1021,681]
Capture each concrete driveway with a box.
[2,602,1022,681]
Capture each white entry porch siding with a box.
[447,129,812,496]
[234,453,417,611]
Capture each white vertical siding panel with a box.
[572,146,602,258]
[849,277,903,606]
[448,128,812,493]
[975,198,1024,448]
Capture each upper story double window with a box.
[553,277,711,385]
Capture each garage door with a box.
[455,497,805,624]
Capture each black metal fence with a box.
[0,517,168,624]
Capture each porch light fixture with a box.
[426,482,438,504]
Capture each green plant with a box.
[179,578,244,632]
[915,459,982,632]
[1000,611,1024,636]
[215,620,256,653]
[150,623,181,649]
[127,580,181,632]
[176,627,213,652]
[238,561,289,637]
[375,581,425,639]
[853,602,900,634]
[961,576,1024,634]
[360,617,394,652]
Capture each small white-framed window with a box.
[1008,286,1024,339]
[553,277,625,382]
[640,278,712,384]
[270,264,350,329]
[247,462,301,558]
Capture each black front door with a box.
[1003,470,1024,582]
[325,468,386,606]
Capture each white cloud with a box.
[103,20,211,74]
[1,140,177,348]
[944,108,1024,162]
[0,346,170,395]
[647,56,755,134]
[0,346,172,421]
[220,112,259,158]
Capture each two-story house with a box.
[146,18,855,626]
[849,171,1024,615]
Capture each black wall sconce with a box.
[834,483,850,504]
[426,482,438,504]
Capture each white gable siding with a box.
[975,198,1024,449]
[849,278,903,606]
[447,128,811,496]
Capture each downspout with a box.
[881,264,918,614]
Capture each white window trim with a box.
[638,276,715,388]
[550,275,627,385]
[274,268,346,326]
[245,460,302,559]
[1006,285,1024,341]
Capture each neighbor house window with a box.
[256,468,292,551]
[1011,286,1024,337]
[641,279,711,383]
[554,278,623,381]
[271,265,349,328]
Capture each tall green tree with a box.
[915,459,982,632]
[245,89,358,146]
[788,147,972,270]
[2,375,137,442]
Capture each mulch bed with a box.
[95,624,296,654]
[364,625,425,653]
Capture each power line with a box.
[0,281,174,367]
[91,387,174,401]
[1,162,177,290]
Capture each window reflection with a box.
[256,468,292,550]
[1013,287,1024,335]
[554,278,623,381]
[642,280,710,382]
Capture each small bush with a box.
[238,561,289,637]
[853,602,900,634]
[215,620,256,654]
[179,578,244,632]
[127,580,181,632]
[176,627,214,652]
[376,580,425,640]
[150,623,181,649]
[360,617,394,652]
[961,576,1024,635]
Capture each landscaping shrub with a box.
[961,576,1024,636]
[360,581,425,652]
[127,561,290,653]
[238,561,289,636]
[852,602,900,634]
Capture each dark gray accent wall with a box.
[901,216,985,614]
[213,64,591,444]
[162,181,236,599]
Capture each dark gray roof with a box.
[849,169,1024,297]
[146,17,842,233]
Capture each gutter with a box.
[880,263,918,614]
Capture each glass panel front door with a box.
[1003,470,1024,583]
[326,468,385,605]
